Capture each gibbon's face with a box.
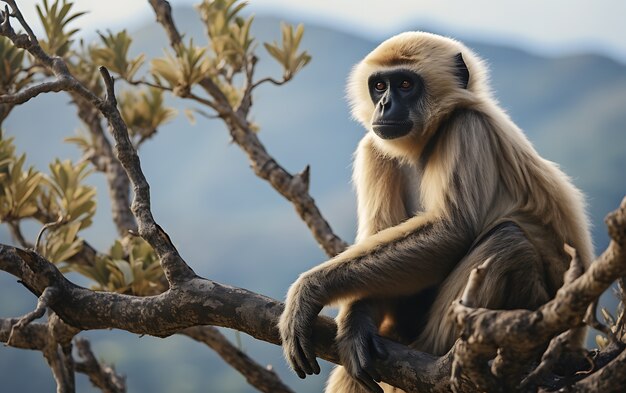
[367,69,424,140]
[349,32,484,154]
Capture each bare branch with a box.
[75,338,127,393]
[43,337,76,393]
[6,286,59,346]
[148,0,182,48]
[35,215,64,252]
[0,78,69,104]
[181,326,294,393]
[2,0,37,43]
[251,76,290,90]
[1,316,124,392]
[1,318,48,349]
[71,95,137,237]
[584,299,617,343]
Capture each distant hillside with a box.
[1,8,625,393]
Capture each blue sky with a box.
[12,0,626,62]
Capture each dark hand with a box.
[279,275,323,378]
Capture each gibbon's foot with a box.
[337,324,388,393]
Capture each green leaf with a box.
[112,260,134,286]
[263,23,311,80]
[39,159,96,230]
[150,39,212,90]
[36,0,86,57]
[90,30,145,80]
[119,87,177,145]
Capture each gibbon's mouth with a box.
[372,120,413,140]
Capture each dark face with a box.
[368,69,424,140]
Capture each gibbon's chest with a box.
[400,164,424,217]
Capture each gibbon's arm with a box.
[279,109,500,377]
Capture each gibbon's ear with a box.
[454,52,470,89]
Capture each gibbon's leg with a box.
[326,367,398,393]
[326,367,370,393]
[413,221,551,356]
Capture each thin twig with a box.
[251,76,290,90]
[35,216,64,252]
[6,286,59,346]
[584,299,617,343]
[3,0,38,43]
[0,78,68,104]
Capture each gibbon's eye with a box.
[375,81,387,91]
[400,80,412,89]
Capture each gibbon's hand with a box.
[336,314,388,393]
[279,276,323,378]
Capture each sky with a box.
[8,0,626,63]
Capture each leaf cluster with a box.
[0,0,313,298]
[0,134,96,264]
[0,37,32,94]
[264,23,311,81]
[90,30,145,81]
[70,238,165,296]
[119,87,177,146]
[0,135,42,220]
[151,38,212,94]
[197,0,254,73]
[36,0,85,57]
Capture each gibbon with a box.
[279,31,594,393]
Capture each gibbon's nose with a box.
[379,90,391,111]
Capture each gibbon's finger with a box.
[289,352,307,379]
[358,342,381,383]
[362,362,381,384]
[294,337,316,376]
[301,336,321,375]
[355,370,384,393]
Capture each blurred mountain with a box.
[1,8,625,393]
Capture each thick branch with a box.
[0,243,451,392]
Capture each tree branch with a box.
[1,317,126,393]
[146,0,348,258]
[451,196,626,391]
[0,78,68,104]
[0,243,452,392]
[70,93,137,237]
[181,326,294,393]
[0,3,195,285]
[74,337,127,393]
